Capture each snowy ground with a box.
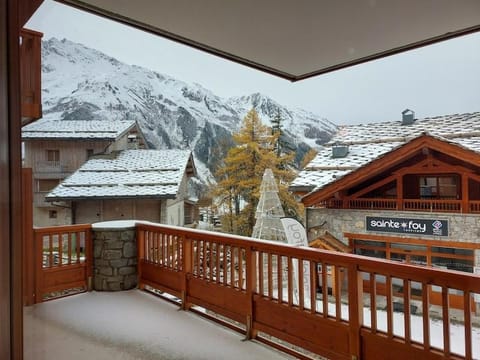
[24,290,294,360]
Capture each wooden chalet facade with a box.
[291,112,480,278]
[22,119,147,226]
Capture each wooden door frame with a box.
[0,0,23,358]
[1,1,43,358]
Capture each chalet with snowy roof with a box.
[291,111,480,283]
[45,149,198,226]
[22,119,147,226]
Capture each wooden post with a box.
[461,173,469,213]
[0,2,33,356]
[85,227,93,291]
[245,246,258,340]
[347,263,363,360]
[20,28,43,124]
[34,230,42,304]
[22,168,35,305]
[137,227,145,290]
[181,236,192,310]
[397,175,403,210]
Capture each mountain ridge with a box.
[40,37,338,183]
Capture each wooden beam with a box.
[466,171,480,184]
[18,0,43,28]
[20,28,43,124]
[349,173,397,199]
[1,0,24,358]
[462,173,469,213]
[394,156,475,176]
[397,174,404,210]
[22,168,34,306]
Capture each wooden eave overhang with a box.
[301,134,480,207]
[55,0,480,82]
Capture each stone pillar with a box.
[92,221,137,291]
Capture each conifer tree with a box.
[214,108,302,236]
[271,109,282,157]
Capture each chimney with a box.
[401,109,415,125]
[331,142,349,158]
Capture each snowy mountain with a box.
[41,38,337,182]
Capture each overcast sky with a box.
[27,0,480,125]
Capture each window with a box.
[48,210,57,219]
[419,175,459,199]
[353,239,474,273]
[37,179,60,192]
[46,149,60,162]
[86,149,94,159]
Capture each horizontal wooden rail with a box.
[322,198,473,214]
[349,198,398,210]
[137,223,480,360]
[403,199,462,212]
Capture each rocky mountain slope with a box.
[41,38,337,182]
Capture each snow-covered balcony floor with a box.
[24,290,294,360]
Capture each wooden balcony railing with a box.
[35,160,73,177]
[31,225,93,304]
[20,28,43,125]
[27,222,480,358]
[137,222,480,360]
[322,198,479,213]
[349,198,398,210]
[469,201,480,213]
[403,199,462,213]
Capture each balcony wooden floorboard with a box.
[24,289,295,360]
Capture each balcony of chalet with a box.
[23,221,480,360]
[319,197,480,214]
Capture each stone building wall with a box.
[307,208,480,269]
[92,223,137,291]
[307,208,480,245]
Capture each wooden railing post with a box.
[22,168,34,306]
[348,263,363,360]
[181,236,192,310]
[86,227,93,291]
[34,230,42,304]
[137,227,145,290]
[245,246,258,340]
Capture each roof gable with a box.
[301,133,480,206]
[46,149,195,200]
[291,112,480,198]
[22,119,138,140]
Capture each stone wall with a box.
[92,222,137,291]
[307,208,480,244]
[307,208,480,267]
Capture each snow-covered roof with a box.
[22,119,137,140]
[328,112,480,145]
[46,150,194,200]
[291,112,480,193]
